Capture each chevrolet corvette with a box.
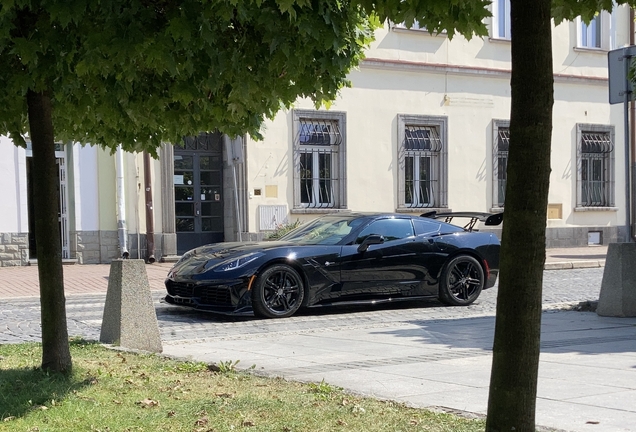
[164,211,502,318]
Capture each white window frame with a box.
[491,120,510,210]
[576,10,614,50]
[397,115,448,211]
[292,110,347,211]
[576,124,615,209]
[491,0,511,40]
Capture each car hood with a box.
[169,241,295,276]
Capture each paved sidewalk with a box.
[0,245,608,299]
[162,310,636,432]
[0,261,173,298]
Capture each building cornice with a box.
[361,57,608,85]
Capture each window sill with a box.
[488,37,511,44]
[573,46,607,53]
[291,208,350,214]
[574,206,618,212]
[391,26,447,37]
[395,207,450,214]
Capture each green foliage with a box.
[307,379,343,400]
[357,0,492,39]
[551,0,635,24]
[0,0,378,154]
[216,359,240,374]
[171,361,209,373]
[266,218,303,239]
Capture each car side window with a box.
[413,219,441,235]
[355,218,415,244]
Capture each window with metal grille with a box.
[398,115,448,210]
[579,129,613,207]
[293,111,346,210]
[175,132,222,152]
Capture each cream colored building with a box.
[0,2,632,265]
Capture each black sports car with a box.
[164,212,502,318]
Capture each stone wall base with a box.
[0,233,29,266]
[71,231,168,264]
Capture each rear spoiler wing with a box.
[421,211,504,232]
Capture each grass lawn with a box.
[0,339,485,431]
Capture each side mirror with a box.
[357,234,384,253]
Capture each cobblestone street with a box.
[0,267,604,344]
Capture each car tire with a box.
[252,264,305,318]
[438,255,484,306]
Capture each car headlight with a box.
[212,252,264,272]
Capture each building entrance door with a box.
[174,133,224,254]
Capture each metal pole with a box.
[115,145,129,257]
[143,151,156,262]
[624,54,633,242]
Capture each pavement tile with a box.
[534,397,636,432]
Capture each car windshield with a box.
[278,215,366,245]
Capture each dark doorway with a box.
[174,133,224,254]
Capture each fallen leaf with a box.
[136,399,159,408]
[242,420,255,427]
[410,419,419,425]
[3,417,15,422]
[336,419,347,426]
[351,404,365,414]
[112,400,122,405]
[215,393,233,398]
[586,421,600,424]
[195,416,209,426]
[167,410,176,417]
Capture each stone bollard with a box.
[596,243,636,317]
[100,259,163,352]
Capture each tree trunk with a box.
[486,1,553,431]
[26,89,73,374]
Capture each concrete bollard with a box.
[100,259,163,352]
[596,243,636,317]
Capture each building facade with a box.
[0,3,632,266]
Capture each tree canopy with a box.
[1,0,380,153]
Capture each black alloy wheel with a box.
[438,255,484,306]
[252,264,305,318]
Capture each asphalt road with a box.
[0,267,604,345]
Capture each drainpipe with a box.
[631,7,636,241]
[143,151,156,263]
[116,145,129,258]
